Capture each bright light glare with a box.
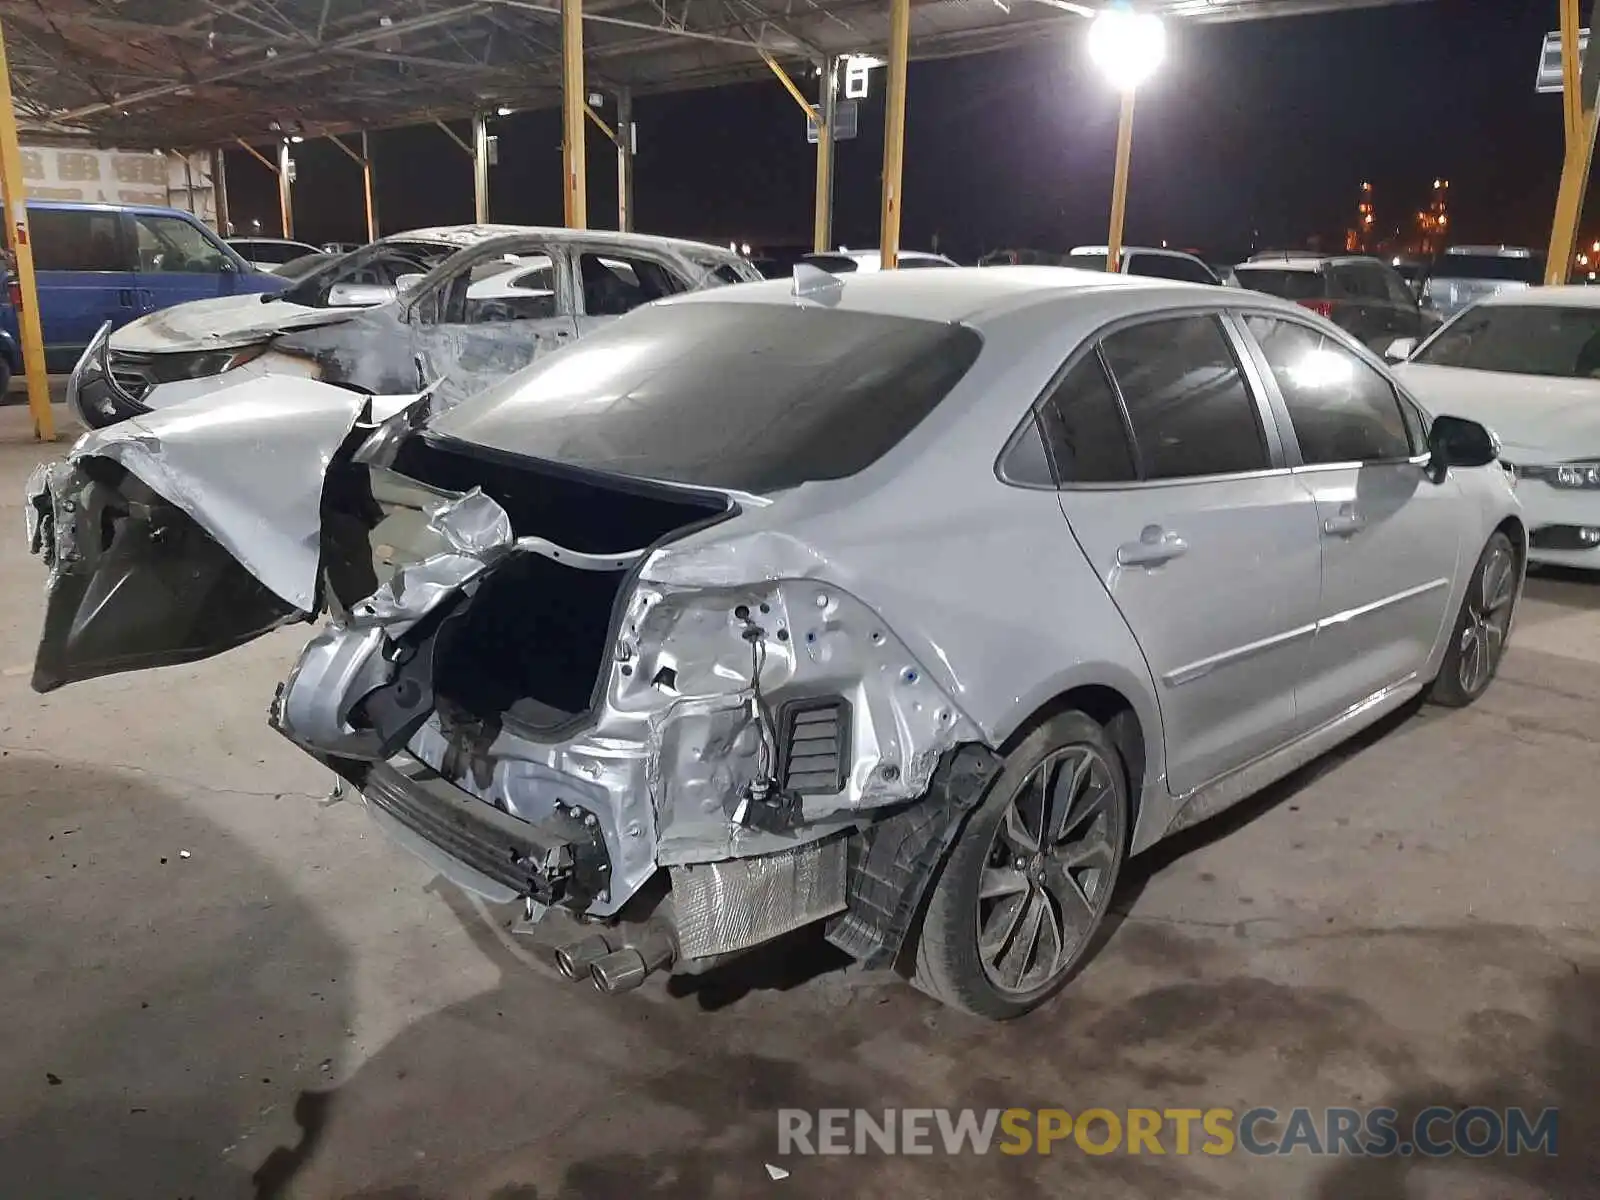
[1087,8,1166,91]
[496,105,513,116]
[1284,349,1354,392]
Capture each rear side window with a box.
[1098,315,1268,480]
[28,208,130,272]
[1127,254,1217,285]
[1034,354,1137,484]
[1235,268,1326,302]
[578,251,684,316]
[428,302,984,493]
[1245,316,1413,463]
[1434,253,1543,283]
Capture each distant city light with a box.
[1087,7,1166,91]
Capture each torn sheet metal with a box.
[66,376,372,612]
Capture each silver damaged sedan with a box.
[25,267,1523,1019]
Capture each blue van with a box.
[0,201,285,385]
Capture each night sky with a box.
[225,2,1566,263]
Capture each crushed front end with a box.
[270,429,995,989]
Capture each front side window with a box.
[578,251,684,315]
[449,253,559,323]
[132,214,227,274]
[1098,315,1268,479]
[1413,304,1600,379]
[27,208,130,272]
[1128,254,1217,285]
[1245,315,1413,463]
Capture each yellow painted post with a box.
[276,139,295,239]
[814,58,836,253]
[472,113,489,223]
[0,18,53,440]
[1548,4,1600,286]
[1106,88,1136,272]
[361,131,377,241]
[562,0,588,229]
[878,0,911,268]
[616,88,634,232]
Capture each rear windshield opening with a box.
[1234,268,1327,301]
[427,302,985,494]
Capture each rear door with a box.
[408,240,577,398]
[1238,313,1461,728]
[128,210,243,314]
[25,205,139,372]
[1049,311,1323,797]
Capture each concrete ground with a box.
[0,404,1595,1200]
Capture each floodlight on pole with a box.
[1087,5,1164,274]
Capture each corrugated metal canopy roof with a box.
[0,0,1427,148]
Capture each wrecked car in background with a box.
[67,225,761,429]
[26,268,1521,1019]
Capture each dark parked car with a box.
[1233,252,1436,351]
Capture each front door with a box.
[1047,313,1323,797]
[128,210,241,317]
[1239,314,1462,729]
[408,242,577,401]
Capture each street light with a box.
[1087,5,1165,273]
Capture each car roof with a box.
[25,199,208,220]
[1233,255,1380,272]
[228,237,317,247]
[1070,245,1203,260]
[660,264,1300,325]
[1445,245,1538,257]
[1476,284,1600,308]
[810,249,950,265]
[383,224,744,256]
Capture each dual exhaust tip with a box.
[555,928,674,995]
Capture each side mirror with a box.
[1383,336,1417,363]
[327,281,397,308]
[395,273,426,294]
[1427,414,1499,483]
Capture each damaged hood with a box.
[111,293,366,354]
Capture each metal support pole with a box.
[562,0,587,228]
[211,147,230,235]
[1106,88,1136,272]
[472,112,489,223]
[878,0,910,269]
[276,139,294,239]
[1547,1,1600,285]
[182,153,196,214]
[815,57,837,253]
[0,17,52,439]
[361,131,377,241]
[615,87,633,232]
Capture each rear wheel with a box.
[1428,531,1518,708]
[911,711,1128,1019]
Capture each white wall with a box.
[18,144,219,229]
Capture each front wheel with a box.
[1428,530,1519,708]
[910,711,1129,1019]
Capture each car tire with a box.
[910,710,1129,1019]
[0,355,12,397]
[1427,530,1519,709]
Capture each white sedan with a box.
[1391,286,1600,569]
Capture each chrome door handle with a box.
[1323,510,1367,537]
[1117,526,1188,567]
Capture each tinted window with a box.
[1380,267,1417,308]
[1127,254,1217,285]
[1034,354,1136,484]
[1068,253,1111,272]
[1342,264,1389,300]
[1433,253,1543,283]
[1245,316,1412,463]
[1099,315,1267,479]
[898,256,954,269]
[1414,304,1600,378]
[427,303,984,493]
[132,214,227,273]
[1234,267,1326,301]
[578,251,683,315]
[28,208,130,272]
[245,242,315,265]
[801,254,860,274]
